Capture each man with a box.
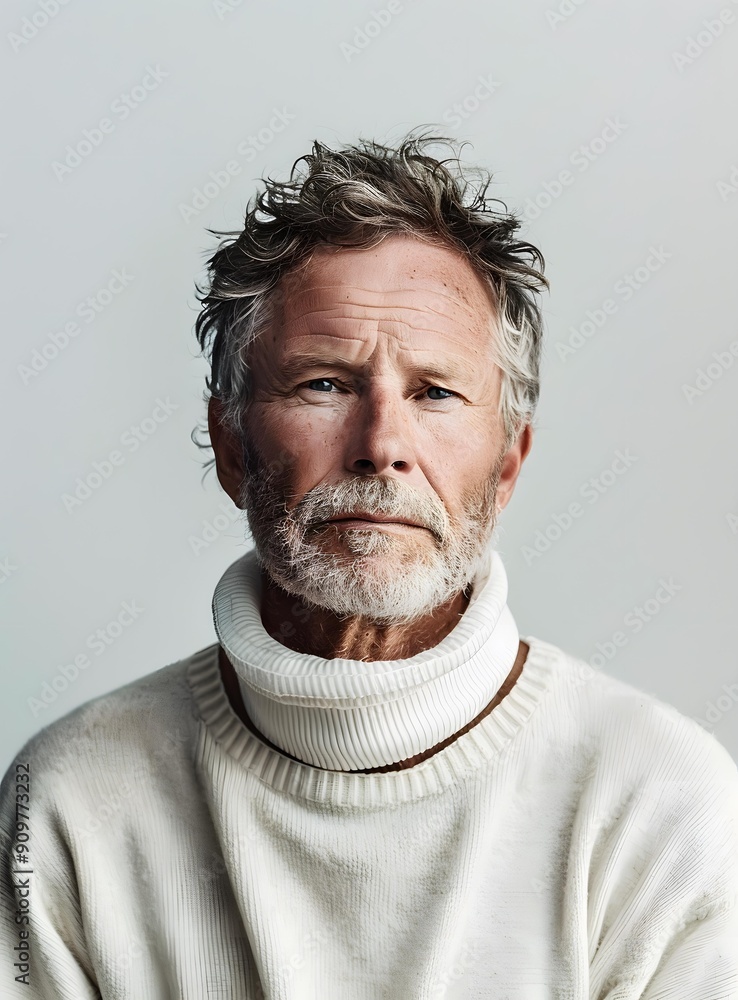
[2,134,737,999]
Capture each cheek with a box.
[418,416,501,511]
[422,413,498,474]
[249,404,343,490]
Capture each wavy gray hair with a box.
[194,131,547,461]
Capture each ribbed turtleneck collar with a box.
[211,547,519,772]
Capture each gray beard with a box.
[237,444,503,626]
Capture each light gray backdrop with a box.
[3,0,737,772]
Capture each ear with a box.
[208,398,244,507]
[495,424,533,512]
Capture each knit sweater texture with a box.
[2,552,738,999]
[214,546,521,772]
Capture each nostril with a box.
[392,461,406,469]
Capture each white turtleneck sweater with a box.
[1,548,738,999]
[214,546,521,772]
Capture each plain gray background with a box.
[2,0,737,773]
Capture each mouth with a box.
[322,512,426,530]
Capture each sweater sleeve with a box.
[585,716,738,999]
[0,746,102,1000]
[639,900,738,999]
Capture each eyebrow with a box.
[276,352,479,385]
[276,354,354,381]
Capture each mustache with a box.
[286,476,450,542]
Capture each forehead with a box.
[271,235,498,346]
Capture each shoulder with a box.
[0,644,217,810]
[526,635,738,799]
[527,637,738,906]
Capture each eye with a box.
[304,379,337,392]
[425,386,455,400]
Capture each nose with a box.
[344,384,417,476]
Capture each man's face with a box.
[219,234,529,623]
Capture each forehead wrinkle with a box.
[284,332,372,357]
[273,294,498,363]
[278,318,497,369]
[282,284,488,324]
[281,299,495,344]
[279,331,493,385]
[284,311,487,344]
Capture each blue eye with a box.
[306,379,336,392]
[426,386,454,400]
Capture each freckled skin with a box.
[242,236,525,524]
[209,235,533,770]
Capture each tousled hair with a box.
[193,130,547,467]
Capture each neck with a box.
[259,570,473,661]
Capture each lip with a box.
[324,512,425,529]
